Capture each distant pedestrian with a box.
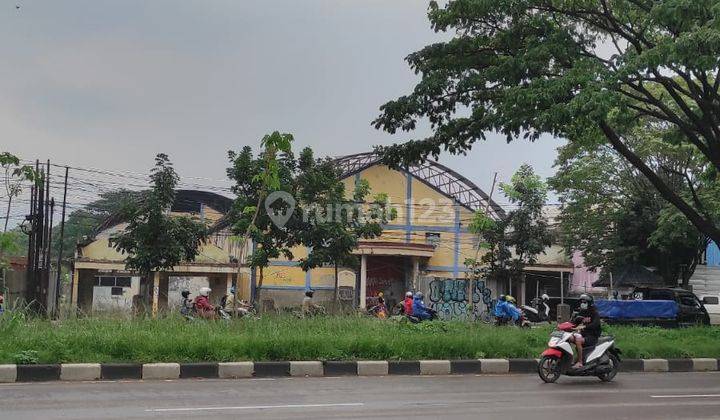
[302,289,324,316]
[403,291,413,316]
[180,290,194,319]
[0,292,4,314]
[194,287,215,319]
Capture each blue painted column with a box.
[249,240,257,301]
[304,247,312,290]
[405,172,413,243]
[453,204,461,278]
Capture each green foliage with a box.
[1,152,40,233]
[551,129,710,284]
[228,137,394,301]
[474,164,551,289]
[296,150,394,298]
[12,350,39,365]
[110,154,209,275]
[51,189,146,262]
[0,315,717,363]
[373,0,720,245]
[226,136,299,274]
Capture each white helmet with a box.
[199,287,211,297]
[405,291,413,297]
[541,294,549,300]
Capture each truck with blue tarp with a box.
[595,287,712,327]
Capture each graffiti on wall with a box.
[427,278,493,320]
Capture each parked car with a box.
[632,287,712,327]
[698,293,720,325]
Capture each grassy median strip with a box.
[0,314,718,364]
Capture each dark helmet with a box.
[579,293,594,307]
[415,291,424,299]
[181,290,190,298]
[498,294,506,302]
[305,289,314,298]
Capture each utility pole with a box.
[54,166,69,318]
[41,160,51,311]
[469,172,498,309]
[45,198,54,312]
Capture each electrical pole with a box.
[45,198,54,312]
[54,166,69,318]
[40,160,51,312]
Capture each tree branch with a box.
[600,120,720,245]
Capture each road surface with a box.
[1,372,719,419]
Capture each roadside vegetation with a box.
[0,314,718,364]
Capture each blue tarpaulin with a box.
[596,299,678,320]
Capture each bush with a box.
[0,314,717,363]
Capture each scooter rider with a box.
[538,293,550,321]
[570,293,601,368]
[412,292,436,320]
[494,295,508,320]
[504,295,522,325]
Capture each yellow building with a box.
[72,153,512,318]
[72,190,238,314]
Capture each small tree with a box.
[295,148,395,302]
[467,164,551,297]
[1,152,38,232]
[111,154,208,284]
[227,132,297,304]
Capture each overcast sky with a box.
[1,0,563,203]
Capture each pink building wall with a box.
[570,251,605,294]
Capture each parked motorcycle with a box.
[494,311,531,328]
[538,321,621,383]
[407,308,438,323]
[521,295,552,323]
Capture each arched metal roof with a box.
[333,152,505,219]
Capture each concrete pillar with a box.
[412,257,419,291]
[360,254,367,309]
[520,274,526,306]
[151,272,160,317]
[226,272,233,294]
[71,268,80,308]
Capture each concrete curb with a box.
[254,361,290,377]
[61,363,101,381]
[420,360,451,375]
[388,360,420,375]
[1,358,716,382]
[323,361,357,376]
[101,363,142,380]
[290,361,323,377]
[142,363,180,380]
[480,359,509,374]
[180,363,218,379]
[357,361,388,376]
[218,362,253,379]
[0,364,17,383]
[642,359,669,372]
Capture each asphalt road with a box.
[1,372,719,420]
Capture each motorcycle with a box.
[521,297,551,323]
[538,321,622,383]
[494,311,531,328]
[407,308,438,323]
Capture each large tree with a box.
[110,154,208,276]
[374,0,720,245]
